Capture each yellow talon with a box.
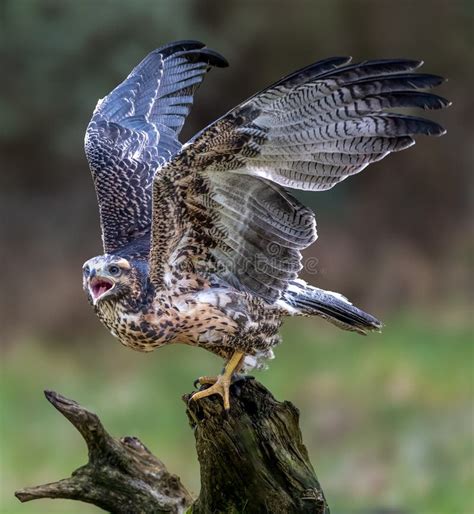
[191,375,232,409]
[196,376,218,386]
[191,351,244,410]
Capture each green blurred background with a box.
[0,0,472,513]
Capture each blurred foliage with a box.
[0,0,472,342]
[1,317,472,513]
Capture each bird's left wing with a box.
[84,41,228,254]
[149,57,449,302]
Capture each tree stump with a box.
[15,379,329,513]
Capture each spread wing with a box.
[84,40,228,254]
[150,57,449,302]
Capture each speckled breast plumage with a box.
[95,283,282,363]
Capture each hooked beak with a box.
[89,275,115,305]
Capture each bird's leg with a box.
[191,351,245,410]
[194,352,246,387]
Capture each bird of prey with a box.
[83,40,448,409]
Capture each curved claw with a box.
[193,376,218,389]
[190,375,232,410]
[190,352,245,410]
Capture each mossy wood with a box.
[15,380,329,513]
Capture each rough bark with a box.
[15,380,329,513]
[186,378,328,513]
[15,390,192,513]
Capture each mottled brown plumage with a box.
[82,41,449,407]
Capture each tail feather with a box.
[283,282,382,335]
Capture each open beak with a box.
[89,276,115,305]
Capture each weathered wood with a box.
[15,381,329,513]
[15,390,192,513]
[186,378,329,513]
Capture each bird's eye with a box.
[83,265,90,275]
[108,265,121,276]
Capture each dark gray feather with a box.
[85,41,227,254]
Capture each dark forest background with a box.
[1,0,471,342]
[0,1,472,513]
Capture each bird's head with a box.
[82,254,146,306]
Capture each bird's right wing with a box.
[84,41,227,254]
[149,57,449,302]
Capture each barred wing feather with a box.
[150,57,449,302]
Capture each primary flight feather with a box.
[83,40,449,409]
